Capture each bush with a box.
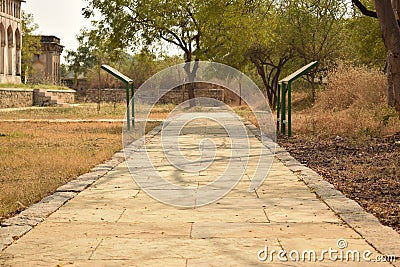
[292,63,400,137]
[316,63,386,111]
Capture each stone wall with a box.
[0,88,75,109]
[84,89,126,103]
[158,88,225,104]
[48,90,75,104]
[0,88,33,108]
[84,84,240,105]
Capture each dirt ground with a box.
[278,132,400,234]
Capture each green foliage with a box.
[65,28,124,87]
[21,11,41,83]
[200,0,272,67]
[285,0,350,72]
[344,16,386,69]
[198,1,290,106]
[83,0,203,61]
[60,64,68,79]
[78,0,390,107]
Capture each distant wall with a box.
[84,89,126,103]
[84,83,241,104]
[48,90,75,104]
[158,88,225,104]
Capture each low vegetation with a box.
[0,83,70,91]
[0,103,174,120]
[292,64,399,138]
[0,122,122,219]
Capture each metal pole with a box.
[131,82,135,128]
[281,83,287,135]
[239,72,243,106]
[288,82,292,137]
[126,82,130,131]
[277,83,281,132]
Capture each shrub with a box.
[292,63,400,137]
[316,63,386,111]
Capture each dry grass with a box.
[0,103,177,121]
[0,103,127,120]
[292,64,400,138]
[0,122,123,219]
[0,118,161,221]
[146,103,175,120]
[232,105,259,127]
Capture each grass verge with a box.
[0,103,175,120]
[0,83,70,90]
[0,121,159,221]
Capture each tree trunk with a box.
[392,0,400,18]
[256,65,272,106]
[374,0,400,112]
[183,59,199,107]
[308,72,317,103]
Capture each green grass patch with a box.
[0,83,70,90]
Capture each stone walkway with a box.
[0,112,399,266]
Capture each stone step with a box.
[33,89,68,107]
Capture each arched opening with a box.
[7,25,13,75]
[0,23,5,75]
[15,28,20,76]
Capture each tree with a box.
[246,43,292,108]
[345,15,386,68]
[200,0,290,108]
[21,11,41,83]
[285,0,349,101]
[127,49,158,88]
[83,0,205,101]
[244,4,294,108]
[65,29,97,87]
[65,28,122,88]
[352,0,400,113]
[201,0,352,107]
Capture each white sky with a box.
[23,0,94,64]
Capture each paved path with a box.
[1,112,399,266]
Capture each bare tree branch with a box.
[352,0,377,18]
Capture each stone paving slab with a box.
[0,112,399,266]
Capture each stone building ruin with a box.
[0,0,23,84]
[32,35,64,84]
